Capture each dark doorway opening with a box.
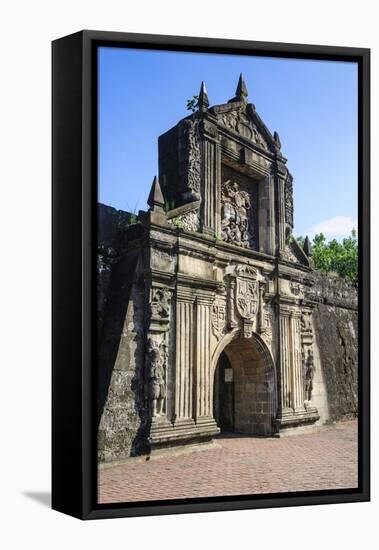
[214,352,234,432]
[213,336,276,436]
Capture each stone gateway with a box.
[97,76,358,462]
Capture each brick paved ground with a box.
[98,420,358,503]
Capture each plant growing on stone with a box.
[186,95,199,113]
[173,218,184,229]
[129,213,138,225]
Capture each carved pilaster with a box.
[194,294,213,419]
[290,311,304,412]
[277,175,287,252]
[201,138,218,234]
[175,296,194,419]
[279,308,292,413]
[258,283,273,350]
[258,175,276,255]
[227,277,238,328]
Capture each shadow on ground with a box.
[22,491,51,508]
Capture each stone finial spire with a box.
[273,131,282,151]
[147,176,165,211]
[235,73,248,99]
[198,81,209,112]
[303,236,313,257]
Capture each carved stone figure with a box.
[301,312,312,333]
[148,338,167,417]
[304,349,315,402]
[221,180,252,248]
[181,119,201,201]
[150,288,171,320]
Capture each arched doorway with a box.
[213,336,276,435]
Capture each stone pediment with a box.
[281,238,310,267]
[210,102,276,153]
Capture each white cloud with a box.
[308,216,357,239]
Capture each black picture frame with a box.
[52,30,370,520]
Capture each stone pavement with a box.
[98,420,358,504]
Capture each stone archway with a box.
[213,334,277,436]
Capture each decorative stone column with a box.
[290,310,305,412]
[200,119,220,235]
[194,293,214,420]
[174,288,195,420]
[258,175,276,256]
[278,308,292,415]
[276,174,287,253]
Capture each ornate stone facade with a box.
[97,76,357,462]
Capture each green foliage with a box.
[296,235,305,249]
[173,218,184,229]
[126,203,139,226]
[214,233,222,242]
[129,213,138,225]
[297,230,358,281]
[186,95,199,113]
[116,205,139,233]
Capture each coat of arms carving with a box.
[211,297,226,338]
[235,266,259,320]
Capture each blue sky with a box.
[98,47,357,240]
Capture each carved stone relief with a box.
[211,295,227,339]
[259,302,273,348]
[168,209,200,232]
[281,244,300,264]
[181,119,201,201]
[304,349,315,404]
[219,108,268,150]
[221,180,253,248]
[147,335,168,417]
[290,281,303,297]
[235,265,259,320]
[150,287,171,321]
[284,173,294,229]
[301,312,313,334]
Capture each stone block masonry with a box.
[96,74,358,463]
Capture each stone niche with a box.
[220,165,259,250]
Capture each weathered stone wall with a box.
[312,273,358,422]
[97,203,141,336]
[97,204,150,461]
[97,199,359,462]
[98,256,149,461]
